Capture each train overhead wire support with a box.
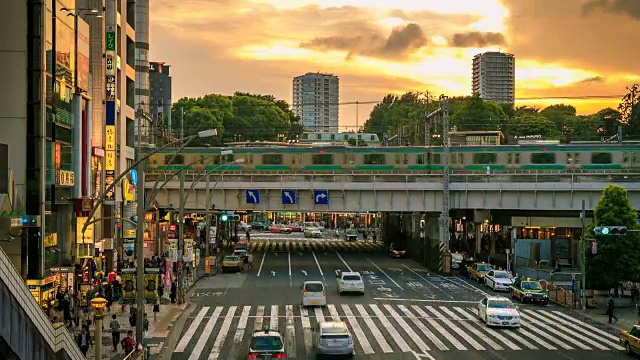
[440,95,450,251]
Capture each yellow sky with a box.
[150,0,640,129]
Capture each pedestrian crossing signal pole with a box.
[581,199,586,311]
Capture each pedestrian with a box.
[608,294,618,323]
[77,328,90,356]
[121,330,136,354]
[170,281,177,303]
[110,313,121,351]
[153,302,160,322]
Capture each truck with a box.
[510,277,549,305]
[335,270,365,295]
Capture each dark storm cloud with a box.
[450,32,506,47]
[299,23,427,59]
[582,0,640,19]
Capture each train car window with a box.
[148,156,158,165]
[433,154,441,164]
[591,153,612,164]
[507,153,520,164]
[370,135,375,141]
[330,134,335,140]
[364,154,385,164]
[566,153,580,164]
[312,154,333,165]
[262,154,283,165]
[473,153,497,164]
[167,155,184,164]
[531,153,556,164]
[224,154,235,163]
[417,155,425,164]
[450,154,463,164]
[249,154,254,164]
[343,154,354,164]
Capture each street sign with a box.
[355,212,360,218]
[245,190,260,204]
[281,190,296,205]
[167,231,176,240]
[313,190,329,205]
[220,149,233,156]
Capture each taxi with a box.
[247,325,287,359]
[620,323,640,355]
[468,262,494,282]
[511,277,549,305]
[221,255,244,273]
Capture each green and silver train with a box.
[146,143,640,173]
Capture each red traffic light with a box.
[620,227,628,235]
[591,242,597,254]
[611,227,620,235]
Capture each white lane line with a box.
[355,304,393,353]
[539,311,621,349]
[402,264,453,300]
[374,298,478,304]
[174,306,210,352]
[342,304,374,354]
[254,305,265,331]
[288,251,292,286]
[189,306,222,360]
[312,251,325,281]
[328,304,341,321]
[439,306,503,350]
[370,304,412,352]
[229,306,251,359]
[270,305,279,331]
[314,307,325,323]
[367,258,403,290]
[285,305,296,359]
[335,251,352,271]
[446,276,492,297]
[300,306,313,356]
[520,311,593,350]
[398,305,448,351]
[425,306,485,350]
[551,311,620,341]
[412,305,466,351]
[209,306,237,359]
[257,252,266,276]
[383,304,430,352]
[453,307,520,350]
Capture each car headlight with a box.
[525,293,532,297]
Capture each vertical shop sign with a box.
[105,25,117,202]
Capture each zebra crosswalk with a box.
[172,303,621,359]
[247,239,384,253]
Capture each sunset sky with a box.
[150,0,640,130]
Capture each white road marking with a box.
[521,311,594,350]
[425,306,485,350]
[516,314,573,350]
[189,306,222,360]
[355,304,393,353]
[209,306,237,359]
[439,306,503,350]
[288,251,292,286]
[467,308,553,350]
[370,304,412,352]
[453,307,520,350]
[327,304,341,321]
[254,305,265,331]
[335,252,352,271]
[383,304,430,352]
[342,304,374,354]
[412,305,466,351]
[314,307,325,323]
[373,298,478,304]
[448,276,492,296]
[229,306,251,359]
[257,252,266,276]
[398,305,448,351]
[367,258,403,290]
[270,305,279,331]
[300,306,313,356]
[551,311,620,341]
[312,251,325,279]
[174,306,209,352]
[537,310,621,349]
[402,264,453,299]
[285,305,296,358]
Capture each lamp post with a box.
[90,297,108,359]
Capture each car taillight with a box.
[246,354,258,359]
[274,354,287,359]
[322,292,326,297]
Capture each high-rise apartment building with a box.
[135,0,153,146]
[293,72,339,132]
[472,51,515,104]
[149,61,172,141]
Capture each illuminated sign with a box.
[106,126,115,151]
[55,142,61,170]
[56,170,75,186]
[105,24,116,202]
[105,151,115,171]
[76,217,95,244]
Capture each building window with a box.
[531,153,556,164]
[591,152,612,164]
[364,154,386,164]
[262,154,283,165]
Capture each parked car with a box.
[301,281,327,307]
[451,252,465,270]
[269,224,292,234]
[468,262,494,282]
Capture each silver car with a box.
[315,321,354,358]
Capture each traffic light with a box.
[594,226,627,236]
[221,215,228,222]
[591,242,597,254]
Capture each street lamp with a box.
[90,297,108,359]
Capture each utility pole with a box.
[581,199,587,311]
[180,107,184,141]
[135,111,146,344]
[177,169,185,304]
[355,101,359,147]
[441,95,451,250]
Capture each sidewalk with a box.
[582,295,640,332]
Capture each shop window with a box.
[473,153,497,164]
[531,153,556,164]
[364,154,386,164]
[591,152,612,164]
[263,154,283,165]
[312,154,333,165]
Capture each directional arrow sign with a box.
[245,190,260,204]
[313,190,328,205]
[281,190,296,204]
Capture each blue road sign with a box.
[245,190,260,204]
[356,212,360,218]
[313,190,329,205]
[281,190,296,205]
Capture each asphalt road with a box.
[167,249,625,360]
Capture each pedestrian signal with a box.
[591,242,597,254]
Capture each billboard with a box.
[76,18,90,92]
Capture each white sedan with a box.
[484,270,515,291]
[477,296,521,327]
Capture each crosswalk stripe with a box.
[285,305,296,358]
[538,310,620,349]
[521,311,595,350]
[517,314,573,350]
[209,306,236,359]
[370,304,412,353]
[453,307,520,350]
[300,306,313,357]
[356,304,393,353]
[426,306,485,350]
[398,305,448,351]
[327,304,341,321]
[341,304,374,354]
[175,306,209,352]
[270,305,279,331]
[550,310,620,342]
[383,304,430,352]
[465,308,540,350]
[229,306,251,359]
[254,305,265,331]
[190,306,222,360]
[440,306,503,350]
[412,305,466,350]
[314,307,325,323]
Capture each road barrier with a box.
[539,279,578,308]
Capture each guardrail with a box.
[121,349,144,360]
[539,279,579,309]
[0,247,84,359]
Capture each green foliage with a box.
[363,92,436,139]
[585,185,640,289]
[539,104,577,128]
[449,96,507,131]
[506,113,559,138]
[619,84,640,136]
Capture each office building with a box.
[472,51,515,104]
[135,0,153,146]
[149,61,172,141]
[293,72,339,132]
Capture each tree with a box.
[449,96,507,131]
[513,105,539,118]
[585,185,640,289]
[506,113,558,139]
[181,106,224,146]
[363,92,436,139]
[229,95,290,142]
[563,115,602,142]
[618,84,640,138]
[540,104,577,129]
[591,108,622,139]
